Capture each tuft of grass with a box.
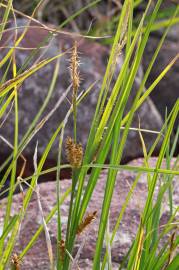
[0,0,178,270]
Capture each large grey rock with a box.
[143,24,179,131]
[0,158,178,269]
[0,20,163,164]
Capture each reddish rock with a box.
[0,158,178,269]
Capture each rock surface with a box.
[0,158,178,269]
[0,19,163,164]
[143,24,179,132]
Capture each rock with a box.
[0,19,163,165]
[143,24,179,132]
[0,158,178,269]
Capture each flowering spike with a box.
[65,136,83,168]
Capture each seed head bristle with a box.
[70,41,80,96]
[77,211,97,235]
[65,136,83,168]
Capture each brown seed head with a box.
[11,253,21,270]
[70,41,80,96]
[58,239,65,262]
[77,211,97,235]
[65,136,83,168]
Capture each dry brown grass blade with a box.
[33,142,54,270]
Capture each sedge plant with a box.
[0,0,178,270]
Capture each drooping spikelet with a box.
[58,239,65,262]
[70,41,80,97]
[77,211,97,235]
[65,136,83,168]
[165,232,176,267]
[11,253,21,270]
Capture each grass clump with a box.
[0,0,179,270]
